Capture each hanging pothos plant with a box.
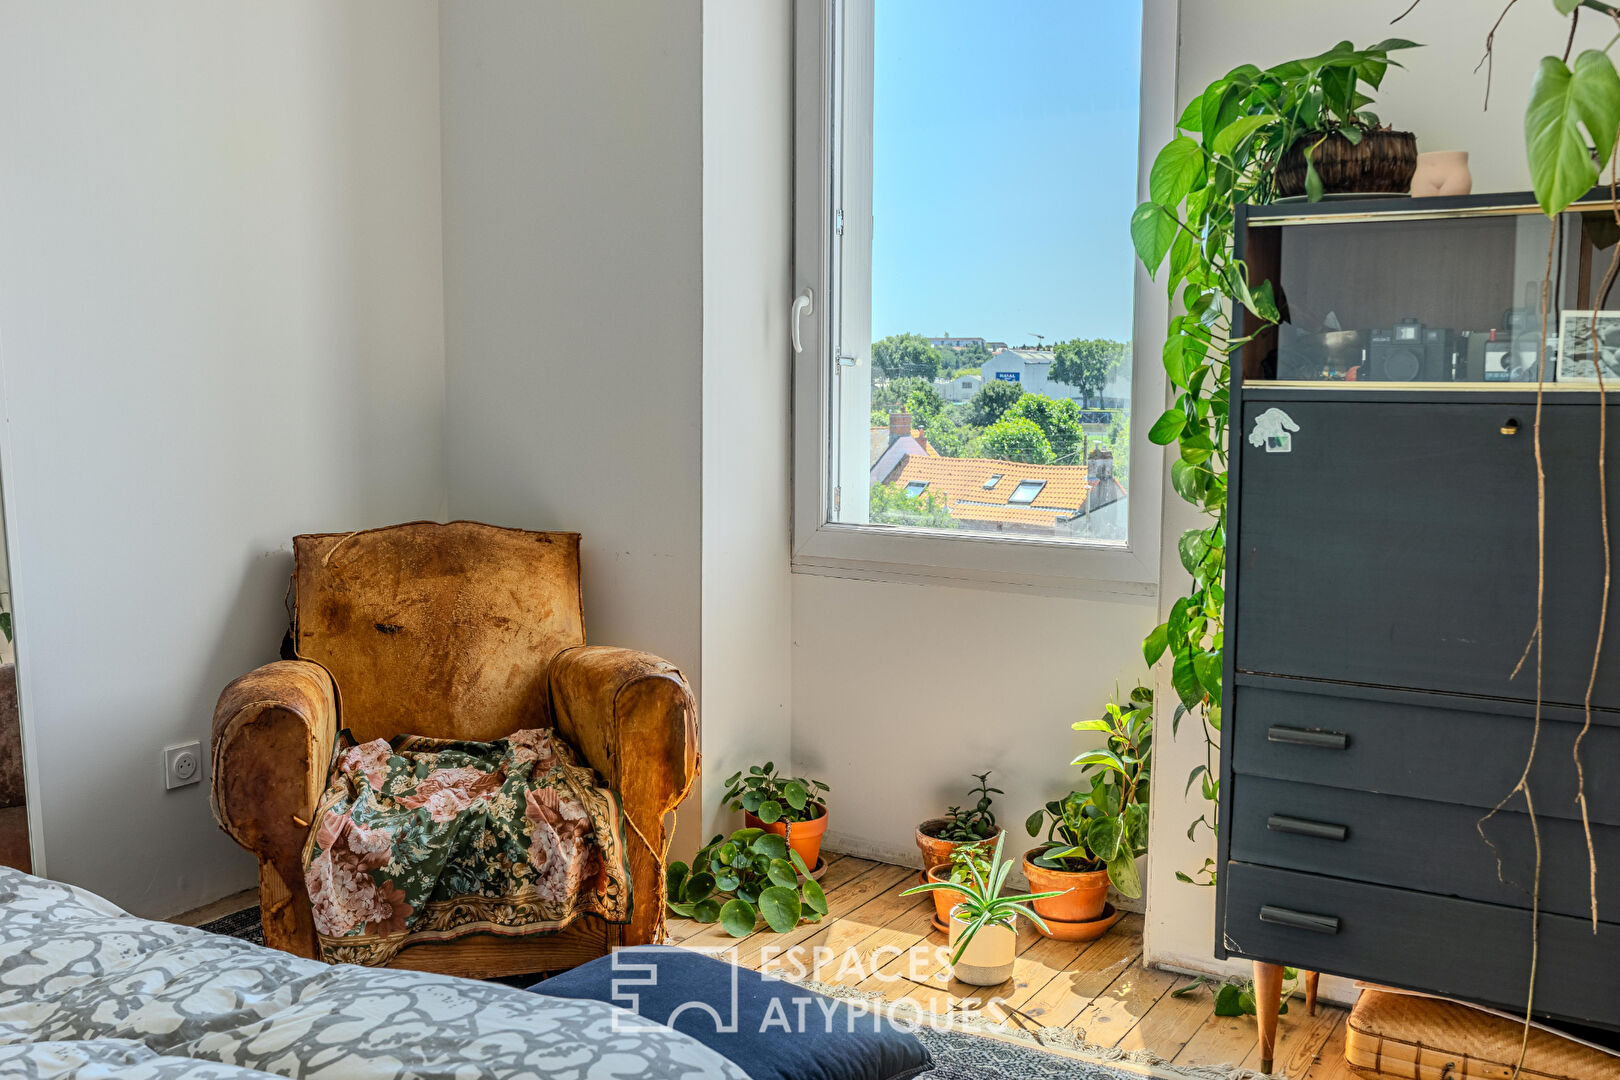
[1129,40,1419,885]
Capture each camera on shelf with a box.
[1366,320,1457,382]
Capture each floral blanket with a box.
[0,866,745,1080]
[304,727,631,966]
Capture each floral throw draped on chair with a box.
[303,727,631,966]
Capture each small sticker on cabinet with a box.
[1249,407,1299,454]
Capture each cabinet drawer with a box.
[1231,683,1620,827]
[1234,398,1620,706]
[1229,777,1620,923]
[1222,862,1620,1029]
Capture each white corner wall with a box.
[0,0,446,917]
[701,1,796,841]
[438,1,708,850]
[1143,0,1613,997]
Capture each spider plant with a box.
[901,832,1064,964]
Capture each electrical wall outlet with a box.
[164,741,202,790]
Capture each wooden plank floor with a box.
[666,853,1354,1079]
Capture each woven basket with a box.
[1346,989,1620,1080]
[1274,129,1417,197]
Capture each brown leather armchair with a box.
[209,521,698,978]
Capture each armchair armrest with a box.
[210,659,337,957]
[550,645,698,946]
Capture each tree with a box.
[979,416,1053,464]
[869,483,957,529]
[1004,394,1086,460]
[1051,338,1126,407]
[872,375,934,414]
[966,379,1025,427]
[903,384,947,431]
[944,341,993,374]
[871,333,943,380]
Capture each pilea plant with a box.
[1131,40,1415,885]
[934,771,1002,843]
[666,828,828,937]
[721,762,829,825]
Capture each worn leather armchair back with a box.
[293,523,585,743]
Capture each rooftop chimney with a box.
[889,411,913,439]
[1088,444,1114,481]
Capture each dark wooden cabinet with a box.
[1216,192,1620,1037]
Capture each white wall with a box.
[791,574,1157,868]
[438,1,707,851]
[701,1,796,840]
[1142,0,1602,999]
[0,0,446,917]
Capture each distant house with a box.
[928,335,987,350]
[933,371,983,403]
[980,347,1131,410]
[871,412,1125,539]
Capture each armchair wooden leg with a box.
[1304,970,1319,1017]
[1254,960,1283,1074]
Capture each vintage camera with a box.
[1367,320,1456,382]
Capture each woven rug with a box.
[198,905,263,946]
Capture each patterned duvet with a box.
[0,868,748,1080]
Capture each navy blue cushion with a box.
[530,945,932,1080]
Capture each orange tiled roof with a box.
[885,454,1091,529]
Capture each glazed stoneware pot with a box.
[914,819,1002,882]
[947,910,1017,986]
[746,802,827,869]
[1022,849,1110,923]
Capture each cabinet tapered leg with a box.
[1254,961,1283,1074]
[1305,970,1319,1017]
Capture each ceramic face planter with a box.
[1410,150,1472,197]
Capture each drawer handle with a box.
[1267,725,1348,750]
[1267,814,1348,842]
[1259,905,1341,935]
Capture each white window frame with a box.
[791,0,1177,599]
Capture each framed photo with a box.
[1558,309,1620,383]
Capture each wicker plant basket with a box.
[1346,989,1620,1080]
[1274,129,1417,197]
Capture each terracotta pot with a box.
[1410,150,1472,197]
[925,864,969,931]
[1023,848,1110,924]
[914,818,1002,880]
[947,909,1017,986]
[746,802,827,869]
[1275,129,1417,197]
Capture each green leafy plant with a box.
[1024,686,1153,898]
[946,840,993,886]
[721,762,829,825]
[1172,969,1299,1017]
[933,771,1002,843]
[1131,42,1415,886]
[901,832,1064,963]
[666,827,829,937]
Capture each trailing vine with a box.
[1130,40,1418,884]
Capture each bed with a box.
[0,867,748,1079]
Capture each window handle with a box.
[791,288,814,354]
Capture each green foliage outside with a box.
[979,416,1053,465]
[1004,394,1086,461]
[871,375,934,414]
[1051,338,1127,407]
[872,332,943,380]
[966,380,1025,427]
[870,482,957,528]
[941,340,993,374]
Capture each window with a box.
[1008,480,1045,506]
[793,0,1170,593]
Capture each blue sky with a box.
[872,1,1143,347]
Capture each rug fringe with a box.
[782,977,1279,1080]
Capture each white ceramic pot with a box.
[947,909,1017,986]
[1410,150,1472,197]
